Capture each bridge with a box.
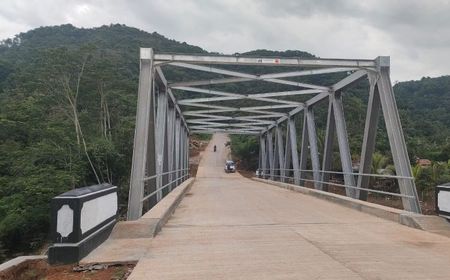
[56,50,450,278]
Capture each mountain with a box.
[0,24,449,260]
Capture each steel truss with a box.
[128,49,421,219]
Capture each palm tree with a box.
[371,152,388,174]
[369,152,389,189]
[412,164,422,181]
[431,162,445,186]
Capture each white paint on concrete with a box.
[80,192,117,234]
[56,204,73,238]
[438,190,450,213]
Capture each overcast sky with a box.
[1,0,449,81]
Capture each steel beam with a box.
[188,118,274,125]
[174,116,181,185]
[155,66,188,131]
[169,67,356,88]
[185,126,190,179]
[332,92,357,198]
[190,129,260,135]
[377,65,421,213]
[276,125,285,182]
[321,97,335,192]
[357,73,380,200]
[288,117,300,185]
[259,135,265,172]
[306,108,321,190]
[166,106,176,191]
[184,109,287,117]
[155,90,168,202]
[155,53,377,67]
[264,70,368,133]
[128,49,154,220]
[175,86,311,105]
[299,111,308,185]
[169,63,329,90]
[267,130,274,180]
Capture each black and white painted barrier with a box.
[48,183,118,264]
[436,183,450,219]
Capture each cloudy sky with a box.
[1,0,449,81]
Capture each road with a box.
[129,133,450,279]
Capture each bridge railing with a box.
[141,168,190,203]
[258,168,416,201]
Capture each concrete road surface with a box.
[129,134,450,280]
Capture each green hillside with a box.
[0,24,449,260]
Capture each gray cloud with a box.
[0,0,449,81]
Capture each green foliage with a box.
[192,133,212,141]
[230,135,259,170]
[414,162,450,199]
[0,24,206,260]
[371,153,389,174]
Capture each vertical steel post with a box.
[267,130,274,180]
[284,122,292,181]
[332,92,357,198]
[376,57,421,213]
[166,106,176,192]
[174,116,181,185]
[299,111,309,185]
[128,48,154,220]
[321,96,335,192]
[357,73,380,200]
[265,133,270,179]
[306,107,321,190]
[155,89,168,201]
[260,134,266,177]
[162,101,170,197]
[273,129,280,180]
[185,127,190,179]
[180,126,185,181]
[288,117,300,185]
[276,125,285,182]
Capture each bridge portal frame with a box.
[128,49,421,220]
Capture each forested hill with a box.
[0,24,449,260]
[0,24,206,260]
[395,76,450,160]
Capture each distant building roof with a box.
[416,158,432,166]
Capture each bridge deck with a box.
[128,134,450,279]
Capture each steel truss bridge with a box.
[127,48,421,220]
